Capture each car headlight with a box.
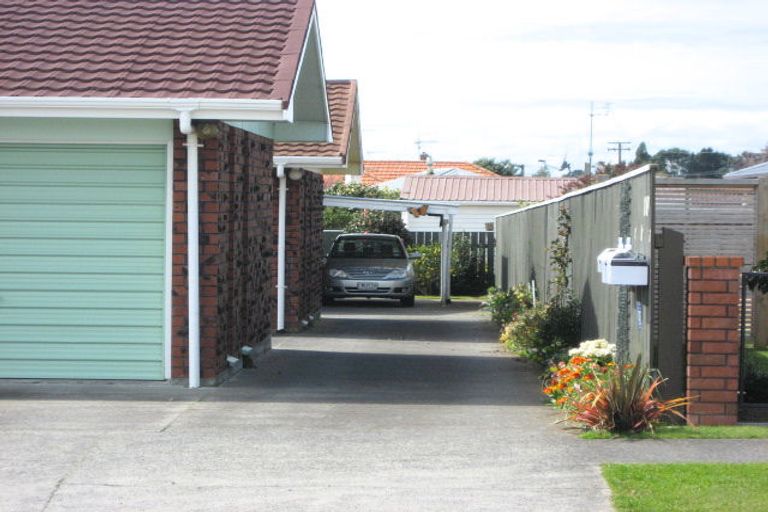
[328,268,348,278]
[384,268,407,279]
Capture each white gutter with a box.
[179,110,200,389]
[273,155,344,170]
[276,164,287,332]
[0,96,288,121]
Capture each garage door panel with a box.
[0,204,166,222]
[0,360,165,380]
[0,143,166,380]
[0,144,166,167]
[0,221,164,239]
[0,325,163,344]
[0,343,163,362]
[0,185,165,204]
[0,273,162,292]
[1,239,164,257]
[0,291,163,310]
[0,255,163,274]
[0,308,163,328]
[0,168,165,186]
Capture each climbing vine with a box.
[549,205,573,306]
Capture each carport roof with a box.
[323,195,459,215]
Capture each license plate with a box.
[358,281,378,290]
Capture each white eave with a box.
[0,96,290,121]
[273,155,344,172]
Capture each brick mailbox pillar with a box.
[685,256,743,425]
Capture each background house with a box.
[399,175,574,236]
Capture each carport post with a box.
[439,214,454,305]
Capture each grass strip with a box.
[582,425,768,440]
[603,463,768,512]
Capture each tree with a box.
[634,142,651,165]
[473,157,524,176]
[733,144,768,170]
[687,147,731,178]
[323,182,410,242]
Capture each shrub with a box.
[410,243,442,295]
[568,358,690,433]
[451,235,494,295]
[409,238,496,296]
[500,297,581,366]
[485,285,533,328]
[744,349,768,403]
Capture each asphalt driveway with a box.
[1,299,766,511]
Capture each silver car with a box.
[323,233,418,306]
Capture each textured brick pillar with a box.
[686,256,743,425]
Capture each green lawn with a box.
[603,463,768,512]
[582,425,768,440]
[747,348,768,373]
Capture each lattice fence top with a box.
[656,179,758,267]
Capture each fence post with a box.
[755,178,768,348]
[685,256,743,425]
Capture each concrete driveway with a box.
[1,299,766,511]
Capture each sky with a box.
[315,0,768,176]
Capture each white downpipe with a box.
[179,110,200,389]
[276,164,287,331]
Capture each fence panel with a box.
[495,168,655,363]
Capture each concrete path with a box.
[1,299,766,512]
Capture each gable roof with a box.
[274,79,360,162]
[361,160,496,185]
[0,0,314,105]
[400,176,575,203]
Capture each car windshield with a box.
[330,237,406,259]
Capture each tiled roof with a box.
[400,176,575,202]
[323,175,346,188]
[275,80,357,158]
[0,0,314,103]
[361,160,496,185]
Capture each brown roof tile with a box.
[400,176,575,202]
[0,0,315,104]
[361,160,496,185]
[274,80,357,158]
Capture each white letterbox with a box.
[602,250,648,286]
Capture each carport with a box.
[323,195,459,304]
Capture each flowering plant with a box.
[543,354,614,410]
[568,339,616,361]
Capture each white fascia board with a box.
[324,195,459,215]
[274,155,344,168]
[273,155,345,173]
[284,7,332,142]
[0,96,287,121]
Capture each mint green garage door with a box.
[0,143,166,380]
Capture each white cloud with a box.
[317,0,768,173]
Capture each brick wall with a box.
[172,122,274,382]
[272,170,325,332]
[686,256,743,425]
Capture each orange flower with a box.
[556,397,567,405]
[570,356,587,365]
[583,374,594,381]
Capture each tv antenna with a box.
[415,138,438,156]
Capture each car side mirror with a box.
[408,252,422,260]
